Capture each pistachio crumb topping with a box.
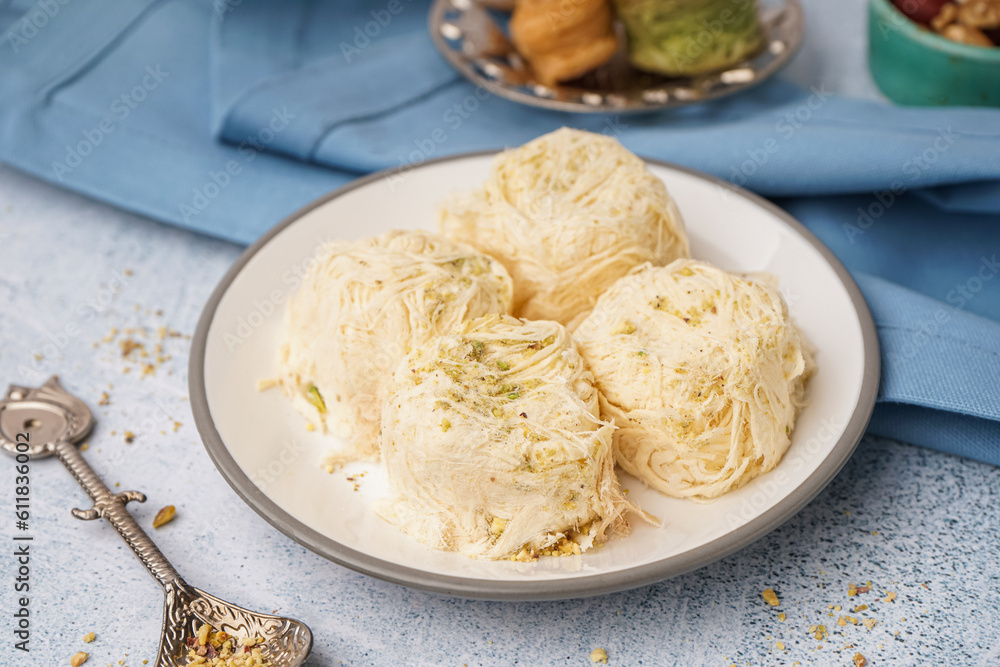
[305,383,326,414]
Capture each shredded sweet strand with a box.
[278,230,513,464]
[574,260,814,500]
[376,314,650,560]
[439,127,689,329]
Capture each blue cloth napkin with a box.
[2,0,999,464]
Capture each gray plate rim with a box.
[189,151,880,601]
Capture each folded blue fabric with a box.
[856,274,1000,462]
[2,0,999,464]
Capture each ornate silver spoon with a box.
[0,376,313,666]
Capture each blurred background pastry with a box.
[510,0,620,85]
[612,0,765,76]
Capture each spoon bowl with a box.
[158,582,312,666]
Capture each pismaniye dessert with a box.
[439,128,689,329]
[376,314,640,560]
[574,260,813,500]
[278,230,512,465]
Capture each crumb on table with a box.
[589,647,608,664]
[152,505,176,529]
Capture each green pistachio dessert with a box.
[614,0,765,76]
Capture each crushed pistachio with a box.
[589,648,608,664]
[489,517,506,537]
[306,383,327,414]
[184,623,272,666]
[612,320,636,335]
[152,505,176,529]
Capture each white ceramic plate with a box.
[190,153,878,601]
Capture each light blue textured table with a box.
[2,112,1000,667]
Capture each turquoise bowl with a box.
[869,0,1000,107]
